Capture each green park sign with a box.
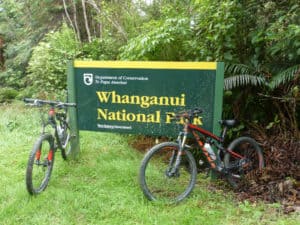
[67,61,224,137]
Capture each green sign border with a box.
[67,61,224,155]
[67,62,80,157]
[213,61,224,135]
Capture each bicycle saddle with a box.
[219,120,237,127]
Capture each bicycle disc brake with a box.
[165,167,180,178]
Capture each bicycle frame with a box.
[40,105,68,152]
[139,109,265,202]
[24,97,76,153]
[178,120,245,171]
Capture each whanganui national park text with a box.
[96,91,203,125]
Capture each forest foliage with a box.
[0,0,299,138]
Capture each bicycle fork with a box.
[166,131,187,178]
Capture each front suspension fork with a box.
[167,132,187,177]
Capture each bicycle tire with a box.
[139,142,197,203]
[26,133,55,195]
[224,136,264,189]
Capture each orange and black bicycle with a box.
[24,98,76,195]
[139,108,264,203]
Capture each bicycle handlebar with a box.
[168,108,203,121]
[24,98,76,108]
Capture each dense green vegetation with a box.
[0,1,299,221]
[0,102,299,224]
[1,0,298,138]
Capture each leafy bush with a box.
[119,17,191,60]
[190,0,242,62]
[119,0,242,62]
[0,87,18,103]
[80,38,120,60]
[0,0,64,89]
[25,24,80,95]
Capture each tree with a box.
[119,0,245,62]
[222,1,300,138]
[0,0,299,139]
[25,24,80,96]
[0,35,4,70]
[0,0,65,88]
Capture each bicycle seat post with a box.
[220,126,228,142]
[219,120,237,142]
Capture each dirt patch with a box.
[129,135,169,153]
[236,134,300,214]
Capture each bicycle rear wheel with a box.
[26,133,55,195]
[224,136,264,188]
[139,142,197,203]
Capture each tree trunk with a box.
[72,0,81,42]
[62,0,76,37]
[0,36,4,70]
[86,0,127,40]
[82,0,92,42]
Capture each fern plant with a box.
[224,63,266,90]
[224,62,299,138]
[224,63,300,91]
[269,65,300,90]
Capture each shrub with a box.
[0,87,18,103]
[25,24,80,95]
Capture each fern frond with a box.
[225,63,255,76]
[224,74,266,90]
[269,65,300,89]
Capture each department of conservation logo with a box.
[83,73,93,85]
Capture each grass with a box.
[0,101,299,225]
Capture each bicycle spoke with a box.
[26,134,55,195]
[224,137,264,188]
[140,143,197,203]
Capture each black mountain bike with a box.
[24,98,76,195]
[139,108,265,203]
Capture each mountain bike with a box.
[139,108,265,203]
[24,98,76,195]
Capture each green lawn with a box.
[0,102,299,225]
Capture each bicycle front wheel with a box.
[60,121,73,160]
[26,133,55,195]
[224,136,264,188]
[139,142,197,203]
